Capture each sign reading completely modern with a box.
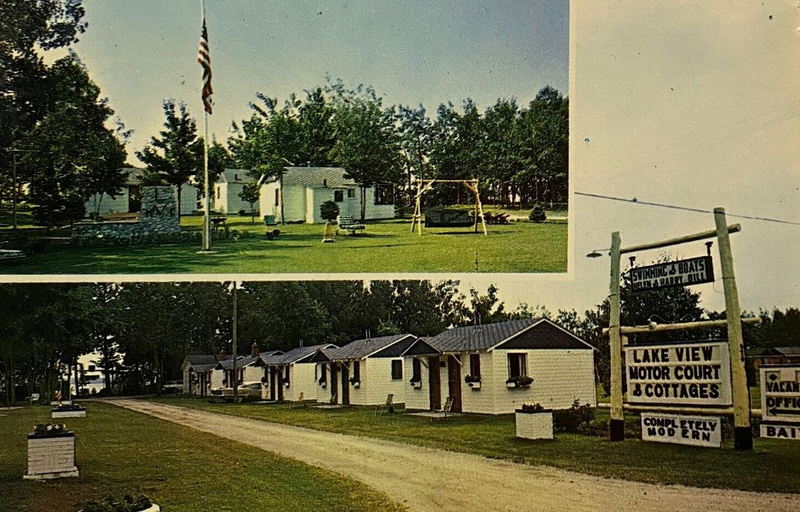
[625,341,732,406]
[627,256,714,291]
[641,412,722,448]
[759,366,800,440]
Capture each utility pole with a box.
[231,280,239,403]
[608,231,624,441]
[714,207,752,450]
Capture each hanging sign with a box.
[625,341,732,406]
[641,412,722,448]
[760,366,800,424]
[628,256,714,291]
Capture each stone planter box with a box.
[52,407,86,419]
[24,432,79,479]
[515,409,554,440]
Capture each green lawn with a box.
[0,403,402,512]
[1,215,567,274]
[152,396,800,494]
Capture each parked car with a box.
[162,380,183,394]
[218,381,263,400]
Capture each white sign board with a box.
[760,422,800,441]
[625,341,732,406]
[760,366,800,423]
[641,413,722,448]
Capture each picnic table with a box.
[211,216,227,233]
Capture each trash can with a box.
[263,215,277,226]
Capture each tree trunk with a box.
[176,184,182,219]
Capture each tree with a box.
[238,182,260,222]
[18,54,127,226]
[137,100,202,217]
[319,200,339,223]
[397,104,433,208]
[327,82,402,221]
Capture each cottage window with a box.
[507,353,528,379]
[216,186,220,199]
[274,189,279,206]
[469,353,481,379]
[319,364,327,383]
[411,358,422,382]
[334,190,344,202]
[347,188,355,198]
[391,360,403,380]
[352,361,361,381]
[374,184,394,205]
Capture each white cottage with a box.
[256,344,337,402]
[258,166,395,224]
[85,167,198,217]
[181,354,219,397]
[402,318,597,415]
[213,169,256,214]
[311,334,417,406]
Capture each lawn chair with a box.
[329,393,337,405]
[291,392,306,408]
[434,396,454,421]
[374,394,395,416]
[337,215,365,236]
[26,393,40,406]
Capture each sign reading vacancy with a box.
[760,366,800,424]
[641,413,722,448]
[628,256,714,291]
[625,341,732,406]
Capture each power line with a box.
[574,191,800,226]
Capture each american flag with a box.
[198,17,213,114]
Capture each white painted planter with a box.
[467,381,481,390]
[351,381,360,389]
[410,381,422,389]
[319,382,327,388]
[52,408,86,419]
[24,433,79,479]
[515,410,554,440]
[141,504,161,512]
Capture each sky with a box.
[48,0,569,160]
[36,1,800,318]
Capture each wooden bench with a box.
[338,215,365,235]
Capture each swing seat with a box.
[424,208,474,228]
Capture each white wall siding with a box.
[315,363,334,403]
[242,365,263,384]
[347,360,369,405]
[210,369,224,390]
[282,363,317,402]
[359,187,395,220]
[259,182,280,218]
[459,352,497,414]
[282,185,306,222]
[403,356,430,410]
[365,358,406,405]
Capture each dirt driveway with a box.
[109,400,797,512]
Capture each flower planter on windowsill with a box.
[410,381,422,389]
[515,409,554,440]
[467,381,481,390]
[319,382,327,389]
[506,377,534,389]
[351,381,360,389]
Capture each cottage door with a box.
[428,356,441,410]
[329,364,339,404]
[269,368,277,401]
[341,363,350,405]
[447,355,462,413]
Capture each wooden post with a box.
[608,231,624,441]
[714,207,752,450]
[231,281,239,403]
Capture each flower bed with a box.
[25,424,79,479]
[515,406,554,440]
[79,494,159,512]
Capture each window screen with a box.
[391,360,403,380]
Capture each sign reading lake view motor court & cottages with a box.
[625,341,732,406]
[759,366,800,440]
[628,256,714,291]
[641,412,722,448]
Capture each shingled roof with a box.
[260,344,338,366]
[407,318,593,354]
[324,334,415,361]
[276,167,357,188]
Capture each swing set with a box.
[409,179,488,236]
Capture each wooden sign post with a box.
[606,207,755,450]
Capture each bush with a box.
[79,494,153,512]
[553,399,595,434]
[528,205,546,223]
[320,200,340,222]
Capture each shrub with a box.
[320,200,340,222]
[553,399,595,434]
[528,205,546,223]
[521,403,545,411]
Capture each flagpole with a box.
[200,0,212,251]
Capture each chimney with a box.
[299,339,304,349]
[217,350,227,362]
[251,342,259,357]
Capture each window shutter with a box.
[470,353,481,378]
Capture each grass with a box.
[151,396,800,494]
[0,402,403,512]
[0,215,567,274]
